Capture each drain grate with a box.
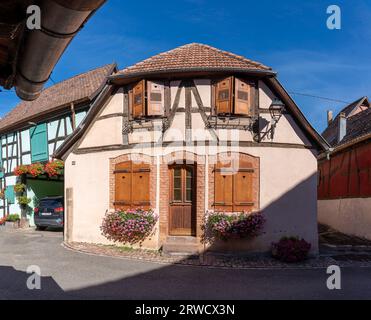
[332,254,371,262]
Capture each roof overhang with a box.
[108,68,277,85]
[318,132,371,160]
[0,0,106,101]
[265,77,330,153]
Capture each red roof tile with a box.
[0,63,116,133]
[115,43,272,78]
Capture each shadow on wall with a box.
[205,172,319,254]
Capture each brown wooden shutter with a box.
[132,163,151,209]
[233,170,254,212]
[215,77,233,114]
[214,162,233,211]
[234,78,252,115]
[147,81,165,116]
[115,161,132,210]
[132,80,145,118]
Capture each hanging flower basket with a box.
[101,209,158,245]
[14,183,26,194]
[17,196,32,207]
[202,211,265,242]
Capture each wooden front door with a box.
[169,165,196,236]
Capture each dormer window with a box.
[214,76,255,117]
[129,80,165,119]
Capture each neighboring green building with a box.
[0,64,116,225]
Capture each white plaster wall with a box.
[79,117,123,148]
[76,79,311,148]
[100,88,124,116]
[65,145,318,253]
[318,198,371,240]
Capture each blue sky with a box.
[1,0,370,132]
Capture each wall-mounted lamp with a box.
[269,98,285,139]
[28,121,37,126]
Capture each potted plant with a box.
[14,183,26,194]
[271,237,312,263]
[101,209,158,245]
[17,196,32,207]
[5,214,20,229]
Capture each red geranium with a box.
[14,165,29,176]
[28,163,44,177]
[44,160,64,177]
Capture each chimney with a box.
[327,110,333,125]
[337,112,347,143]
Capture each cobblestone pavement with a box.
[65,241,371,270]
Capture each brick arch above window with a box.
[162,151,206,166]
[208,152,260,213]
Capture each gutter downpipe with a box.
[15,0,106,101]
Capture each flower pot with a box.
[5,221,20,229]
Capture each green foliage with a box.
[17,196,32,206]
[14,183,26,194]
[6,214,20,222]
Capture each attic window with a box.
[214,76,255,117]
[129,80,165,119]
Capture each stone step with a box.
[166,236,198,244]
[162,242,199,257]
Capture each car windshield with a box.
[39,199,63,208]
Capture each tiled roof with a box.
[322,97,370,147]
[0,64,116,133]
[340,108,371,145]
[116,43,272,77]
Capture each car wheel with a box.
[36,226,47,231]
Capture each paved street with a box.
[1,228,371,300]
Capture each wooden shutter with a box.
[30,123,48,163]
[233,170,254,211]
[132,80,145,118]
[115,161,132,210]
[114,161,151,210]
[234,78,252,116]
[214,159,255,212]
[215,77,233,114]
[214,161,233,211]
[132,163,151,209]
[5,186,15,204]
[147,81,164,116]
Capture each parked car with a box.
[34,197,64,230]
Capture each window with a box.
[214,158,255,212]
[170,165,194,203]
[129,80,165,119]
[114,161,151,210]
[214,76,255,117]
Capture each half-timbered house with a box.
[55,44,329,254]
[318,97,371,239]
[0,64,116,225]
